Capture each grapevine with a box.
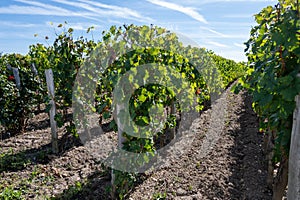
[237,1,300,198]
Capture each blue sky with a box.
[0,0,277,62]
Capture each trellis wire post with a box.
[45,69,59,154]
[287,74,300,199]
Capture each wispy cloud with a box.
[51,0,152,23]
[0,21,38,28]
[187,32,248,40]
[234,42,245,48]
[186,27,248,40]
[199,27,227,38]
[210,21,253,27]
[207,41,229,48]
[76,0,153,22]
[0,5,71,16]
[0,0,98,21]
[147,0,208,24]
[0,31,37,39]
[0,0,152,23]
[15,0,69,12]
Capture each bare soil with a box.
[0,89,272,199]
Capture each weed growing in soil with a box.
[152,191,167,200]
[0,186,23,200]
[0,148,31,172]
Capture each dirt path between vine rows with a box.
[128,90,272,200]
[0,88,272,199]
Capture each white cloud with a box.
[199,27,227,38]
[0,0,131,22]
[234,42,245,48]
[76,0,153,22]
[0,1,98,21]
[15,0,69,12]
[0,5,69,15]
[210,21,253,27]
[0,21,38,28]
[207,41,229,48]
[147,0,208,24]
[51,0,101,13]
[186,31,248,40]
[0,31,36,39]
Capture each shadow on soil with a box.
[0,132,82,173]
[226,92,272,199]
[52,169,112,200]
[0,115,116,174]
[51,169,149,200]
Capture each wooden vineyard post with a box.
[45,69,59,154]
[31,63,38,76]
[111,103,126,199]
[12,67,21,90]
[116,103,126,148]
[160,102,176,147]
[287,91,300,199]
[11,67,22,130]
[31,63,41,111]
[170,101,176,140]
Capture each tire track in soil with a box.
[128,89,272,200]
